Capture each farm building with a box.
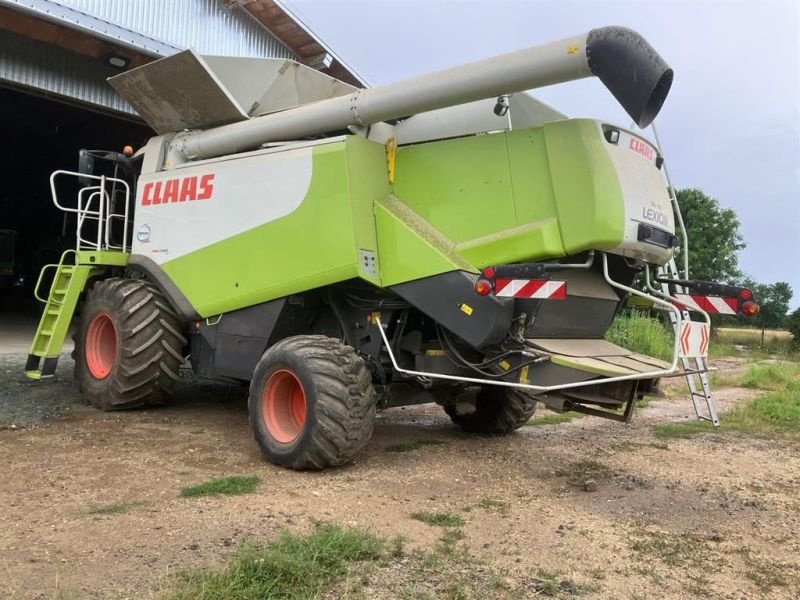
[0,0,362,315]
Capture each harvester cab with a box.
[26,27,758,469]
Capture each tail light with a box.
[474,279,492,296]
[741,301,759,317]
[739,288,752,300]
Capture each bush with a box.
[605,311,673,361]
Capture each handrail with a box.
[49,170,131,252]
[33,249,77,304]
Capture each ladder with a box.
[658,257,720,426]
[25,250,100,379]
[25,170,132,379]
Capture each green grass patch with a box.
[410,511,464,528]
[740,362,800,390]
[655,360,800,441]
[168,523,384,600]
[527,411,583,426]
[606,312,673,361]
[385,439,447,453]
[180,475,260,498]
[629,531,712,568]
[85,502,141,516]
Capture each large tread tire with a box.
[74,278,186,410]
[249,335,376,470]
[445,387,537,434]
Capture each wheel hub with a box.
[85,312,117,379]
[262,369,307,443]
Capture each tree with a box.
[675,188,745,283]
[786,307,800,349]
[749,281,793,330]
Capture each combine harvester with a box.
[26,27,758,469]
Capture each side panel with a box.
[134,142,359,317]
[543,119,626,255]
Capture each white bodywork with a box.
[132,145,314,264]
[602,124,675,265]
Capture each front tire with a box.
[444,386,537,434]
[74,278,186,410]
[248,335,376,470]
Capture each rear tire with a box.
[248,335,376,470]
[444,386,537,434]
[74,278,186,410]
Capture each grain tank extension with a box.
[27,27,758,469]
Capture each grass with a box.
[737,547,797,592]
[717,327,794,355]
[411,511,464,528]
[628,530,712,569]
[740,362,799,390]
[606,311,673,361]
[180,475,260,498]
[385,439,447,453]
[654,361,800,441]
[560,460,612,487]
[527,411,583,426]
[168,522,385,600]
[474,497,510,515]
[84,502,141,516]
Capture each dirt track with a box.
[1,353,799,599]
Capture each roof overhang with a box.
[224,0,366,88]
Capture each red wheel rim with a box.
[85,312,117,379]
[261,369,307,444]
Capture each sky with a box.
[283,0,800,308]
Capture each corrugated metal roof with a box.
[53,0,296,58]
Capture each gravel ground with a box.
[0,352,82,427]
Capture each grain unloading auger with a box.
[27,27,758,469]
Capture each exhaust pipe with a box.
[175,26,672,160]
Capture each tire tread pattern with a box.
[74,278,186,410]
[249,335,375,470]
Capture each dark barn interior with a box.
[0,86,149,313]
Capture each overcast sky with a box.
[284,0,800,307]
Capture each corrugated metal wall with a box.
[54,0,295,59]
[0,28,134,113]
[0,0,296,116]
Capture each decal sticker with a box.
[136,224,151,243]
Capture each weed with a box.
[738,547,795,591]
[654,378,800,441]
[411,511,464,528]
[84,502,141,516]
[653,420,712,439]
[385,439,447,453]
[527,411,583,426]
[606,312,673,361]
[180,475,260,498]
[740,362,799,390]
[561,460,612,487]
[629,531,711,568]
[189,429,205,435]
[168,522,384,600]
[474,497,510,516]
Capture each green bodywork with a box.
[28,117,629,371]
[159,118,624,317]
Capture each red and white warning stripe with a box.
[494,278,567,299]
[674,294,738,315]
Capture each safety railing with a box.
[49,170,131,252]
[375,252,685,394]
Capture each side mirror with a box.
[78,149,95,187]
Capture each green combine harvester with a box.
[26,27,758,469]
